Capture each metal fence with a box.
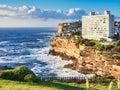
[40,76,86,82]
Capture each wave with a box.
[0,48,7,52]
[36,32,55,36]
[0,30,88,78]
[29,47,86,77]
[0,46,86,77]
[37,39,44,43]
[0,41,9,45]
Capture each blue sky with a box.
[0,0,119,27]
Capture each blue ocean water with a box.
[0,28,86,77]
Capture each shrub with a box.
[89,76,114,84]
[13,66,34,81]
[73,36,80,44]
[24,74,40,82]
[112,55,120,59]
[112,46,120,52]
[0,70,14,80]
[105,45,114,51]
[99,45,105,51]
[0,65,40,82]
[116,40,120,46]
[84,40,95,46]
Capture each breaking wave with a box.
[0,28,86,78]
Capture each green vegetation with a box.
[100,40,120,59]
[69,36,120,59]
[89,76,118,90]
[0,79,110,90]
[71,36,102,50]
[0,66,119,90]
[62,35,120,53]
[0,76,119,90]
[89,76,114,84]
[0,66,40,82]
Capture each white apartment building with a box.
[82,11,114,40]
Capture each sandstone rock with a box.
[49,38,120,78]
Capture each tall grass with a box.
[108,80,114,90]
[117,77,120,90]
[86,78,90,90]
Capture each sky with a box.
[0,0,120,27]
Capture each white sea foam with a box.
[37,39,44,43]
[0,45,88,78]
[0,41,9,45]
[27,47,86,77]
[0,48,7,52]
[0,31,88,78]
[25,47,87,77]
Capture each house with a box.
[57,21,82,36]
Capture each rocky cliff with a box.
[49,37,120,78]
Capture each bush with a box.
[116,40,120,46]
[111,46,120,52]
[0,65,40,82]
[112,55,120,59]
[24,74,40,82]
[73,36,80,44]
[99,45,105,51]
[0,70,14,80]
[105,45,114,51]
[84,40,95,46]
[13,66,34,81]
[89,76,114,84]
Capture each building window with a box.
[103,21,106,23]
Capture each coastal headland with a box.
[49,37,120,78]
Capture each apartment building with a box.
[82,11,114,40]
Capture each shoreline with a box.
[49,37,120,78]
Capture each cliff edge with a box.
[49,37,120,78]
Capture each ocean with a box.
[0,28,86,78]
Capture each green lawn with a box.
[0,65,118,90]
[0,79,113,90]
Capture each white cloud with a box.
[27,6,36,14]
[0,4,87,20]
[67,8,80,16]
[0,10,17,16]
[19,5,29,11]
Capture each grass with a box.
[0,79,115,90]
[0,66,118,90]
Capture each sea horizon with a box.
[0,27,57,29]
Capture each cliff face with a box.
[49,37,120,78]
